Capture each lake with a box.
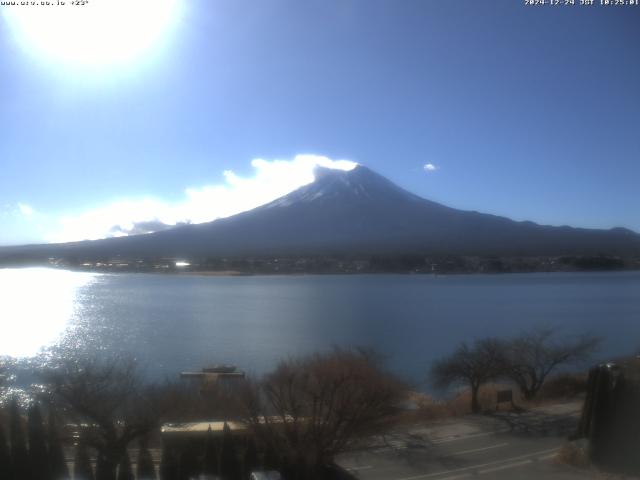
[1,268,639,386]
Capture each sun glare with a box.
[2,0,180,67]
[0,268,97,357]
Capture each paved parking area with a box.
[338,401,597,480]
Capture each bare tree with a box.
[44,358,179,480]
[431,338,505,413]
[242,348,406,479]
[501,328,600,400]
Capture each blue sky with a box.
[0,0,638,245]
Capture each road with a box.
[338,401,596,480]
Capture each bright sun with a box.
[2,0,180,67]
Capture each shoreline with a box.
[175,270,248,276]
[2,264,639,278]
[1,253,638,277]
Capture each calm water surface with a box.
[1,268,639,385]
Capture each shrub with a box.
[28,403,51,480]
[9,399,29,480]
[74,440,95,480]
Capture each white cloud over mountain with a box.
[18,203,35,217]
[46,155,357,243]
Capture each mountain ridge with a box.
[1,165,639,263]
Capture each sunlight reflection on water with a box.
[0,268,99,358]
[1,268,638,387]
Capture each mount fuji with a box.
[1,165,639,262]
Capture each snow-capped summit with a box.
[264,165,421,208]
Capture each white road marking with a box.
[538,453,558,461]
[346,465,373,471]
[444,442,509,457]
[371,429,511,452]
[394,447,559,480]
[431,428,511,445]
[436,474,471,480]
[478,458,533,474]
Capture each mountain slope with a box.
[2,165,639,260]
